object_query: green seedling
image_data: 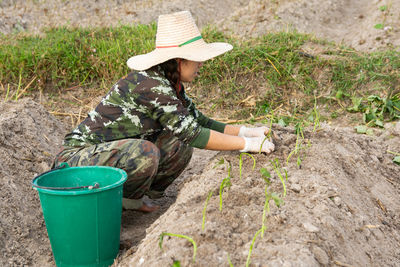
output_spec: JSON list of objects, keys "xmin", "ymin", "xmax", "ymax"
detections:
[
  {"xmin": 262, "ymin": 190, "xmax": 283, "ymax": 238},
  {"xmin": 379, "ymin": 5, "xmax": 388, "ymax": 11},
  {"xmin": 388, "ymin": 150, "xmax": 400, "ymax": 165},
  {"xmin": 201, "ymin": 191, "xmax": 213, "ymax": 231},
  {"xmin": 239, "ymin": 152, "xmax": 256, "ymax": 180},
  {"xmin": 213, "ymin": 157, "xmax": 225, "ymax": 169},
  {"xmin": 271, "ymin": 159, "xmax": 287, "ymax": 197},
  {"xmin": 260, "ymin": 167, "xmax": 271, "ymax": 237},
  {"xmin": 219, "ymin": 160, "xmax": 232, "ymax": 211},
  {"xmin": 219, "ymin": 176, "xmax": 232, "ymax": 211},
  {"xmin": 286, "ymin": 122, "xmax": 307, "ymax": 168},
  {"xmin": 171, "ymin": 260, "xmax": 181, "ymax": 267},
  {"xmin": 227, "ymin": 253, "xmax": 234, "ymax": 267},
  {"xmin": 245, "ymin": 228, "xmax": 263, "ymax": 267},
  {"xmin": 159, "ymin": 232, "xmax": 197, "ymax": 263},
  {"xmin": 260, "ymin": 167, "xmax": 283, "ymax": 237}
]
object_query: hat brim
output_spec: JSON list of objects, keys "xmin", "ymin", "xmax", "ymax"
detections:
[{"xmin": 127, "ymin": 42, "xmax": 233, "ymax": 70}]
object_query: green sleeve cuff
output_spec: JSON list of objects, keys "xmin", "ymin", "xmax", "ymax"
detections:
[
  {"xmin": 209, "ymin": 119, "xmax": 226, "ymax": 133},
  {"xmin": 189, "ymin": 127, "xmax": 210, "ymax": 149},
  {"xmin": 197, "ymin": 112, "xmax": 226, "ymax": 133}
]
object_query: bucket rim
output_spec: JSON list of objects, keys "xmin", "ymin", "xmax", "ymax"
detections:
[{"xmin": 32, "ymin": 165, "xmax": 127, "ymax": 196}]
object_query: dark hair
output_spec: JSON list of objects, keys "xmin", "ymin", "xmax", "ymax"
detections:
[
  {"xmin": 151, "ymin": 59, "xmax": 184, "ymax": 102},
  {"xmin": 159, "ymin": 59, "xmax": 180, "ymax": 89}
]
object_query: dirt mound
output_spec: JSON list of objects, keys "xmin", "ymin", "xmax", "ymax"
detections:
[
  {"xmin": 0, "ymin": 99, "xmax": 66, "ymax": 266},
  {"xmin": 116, "ymin": 124, "xmax": 400, "ymax": 266},
  {"xmin": 219, "ymin": 0, "xmax": 400, "ymax": 51}
]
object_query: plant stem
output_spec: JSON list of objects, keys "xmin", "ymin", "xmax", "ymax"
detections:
[
  {"xmin": 387, "ymin": 150, "xmax": 400, "ymax": 156},
  {"xmin": 202, "ymin": 191, "xmax": 213, "ymax": 231},
  {"xmin": 159, "ymin": 232, "xmax": 197, "ymax": 263},
  {"xmin": 245, "ymin": 228, "xmax": 263, "ymax": 267},
  {"xmin": 15, "ymin": 69, "xmax": 22, "ymax": 101},
  {"xmin": 261, "ymin": 185, "xmax": 271, "ymax": 238},
  {"xmin": 239, "ymin": 152, "xmax": 256, "ymax": 180}
]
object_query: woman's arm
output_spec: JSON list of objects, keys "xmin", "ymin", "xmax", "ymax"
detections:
[
  {"xmin": 204, "ymin": 130, "xmax": 274, "ymax": 153},
  {"xmin": 204, "ymin": 130, "xmax": 244, "ymax": 150},
  {"xmin": 223, "ymin": 124, "xmax": 241, "ymax": 136}
]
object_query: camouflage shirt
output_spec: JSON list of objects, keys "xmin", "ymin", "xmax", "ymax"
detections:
[{"xmin": 63, "ymin": 68, "xmax": 224, "ymax": 149}]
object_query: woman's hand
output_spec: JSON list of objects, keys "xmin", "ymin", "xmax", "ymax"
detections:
[
  {"xmin": 240, "ymin": 137, "xmax": 275, "ymax": 153},
  {"xmin": 238, "ymin": 126, "xmax": 270, "ymax": 138},
  {"xmin": 204, "ymin": 130, "xmax": 275, "ymax": 153}
]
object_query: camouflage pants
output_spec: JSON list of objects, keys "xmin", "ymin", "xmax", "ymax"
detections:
[{"xmin": 53, "ymin": 132, "xmax": 193, "ymax": 208}]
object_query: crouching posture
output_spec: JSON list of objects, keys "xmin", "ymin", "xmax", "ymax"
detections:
[{"xmin": 53, "ymin": 11, "xmax": 275, "ymax": 212}]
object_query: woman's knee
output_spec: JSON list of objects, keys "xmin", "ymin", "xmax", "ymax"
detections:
[{"xmin": 123, "ymin": 139, "xmax": 160, "ymax": 175}]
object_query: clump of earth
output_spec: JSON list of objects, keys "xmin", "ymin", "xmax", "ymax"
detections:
[{"xmin": 0, "ymin": 0, "xmax": 399, "ymax": 266}]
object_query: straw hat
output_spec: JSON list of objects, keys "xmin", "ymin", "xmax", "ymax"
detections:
[{"xmin": 127, "ymin": 11, "xmax": 233, "ymax": 70}]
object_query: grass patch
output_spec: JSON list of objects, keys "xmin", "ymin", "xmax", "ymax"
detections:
[
  {"xmin": 0, "ymin": 24, "xmax": 156, "ymax": 91},
  {"xmin": 1, "ymin": 24, "xmax": 399, "ymax": 126}
]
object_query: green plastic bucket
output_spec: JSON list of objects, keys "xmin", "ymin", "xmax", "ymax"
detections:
[{"xmin": 32, "ymin": 162, "xmax": 127, "ymax": 267}]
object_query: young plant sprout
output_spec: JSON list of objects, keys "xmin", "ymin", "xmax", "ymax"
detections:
[
  {"xmin": 219, "ymin": 160, "xmax": 232, "ymax": 211},
  {"xmin": 213, "ymin": 157, "xmax": 226, "ymax": 169},
  {"xmin": 159, "ymin": 232, "xmax": 197, "ymax": 263},
  {"xmin": 219, "ymin": 176, "xmax": 232, "ymax": 211},
  {"xmin": 245, "ymin": 228, "xmax": 263, "ymax": 267},
  {"xmin": 259, "ymin": 113, "xmax": 274, "ymax": 154},
  {"xmin": 271, "ymin": 159, "xmax": 287, "ymax": 197},
  {"xmin": 201, "ymin": 191, "xmax": 213, "ymax": 231},
  {"xmin": 286, "ymin": 122, "xmax": 305, "ymax": 167},
  {"xmin": 260, "ymin": 168, "xmax": 283, "ymax": 237},
  {"xmin": 171, "ymin": 260, "xmax": 181, "ymax": 267},
  {"xmin": 239, "ymin": 152, "xmax": 256, "ymax": 180},
  {"xmin": 227, "ymin": 253, "xmax": 234, "ymax": 267}
]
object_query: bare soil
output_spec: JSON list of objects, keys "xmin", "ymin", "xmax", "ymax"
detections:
[{"xmin": 0, "ymin": 1, "xmax": 400, "ymax": 266}]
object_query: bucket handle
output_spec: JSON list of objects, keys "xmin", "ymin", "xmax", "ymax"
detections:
[{"xmin": 32, "ymin": 162, "xmax": 100, "ymax": 190}]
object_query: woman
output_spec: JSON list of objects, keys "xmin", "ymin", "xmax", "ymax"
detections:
[{"xmin": 53, "ymin": 11, "xmax": 274, "ymax": 212}]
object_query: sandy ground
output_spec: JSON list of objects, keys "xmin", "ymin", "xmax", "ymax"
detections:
[
  {"xmin": 116, "ymin": 124, "xmax": 400, "ymax": 266},
  {"xmin": 0, "ymin": 0, "xmax": 400, "ymax": 266}
]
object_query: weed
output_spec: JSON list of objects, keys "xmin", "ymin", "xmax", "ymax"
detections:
[
  {"xmin": 201, "ymin": 191, "xmax": 213, "ymax": 231},
  {"xmin": 159, "ymin": 232, "xmax": 197, "ymax": 263},
  {"xmin": 312, "ymin": 95, "xmax": 321, "ymax": 132},
  {"xmin": 348, "ymin": 93, "xmax": 400, "ymax": 127},
  {"xmin": 239, "ymin": 152, "xmax": 256, "ymax": 180}
]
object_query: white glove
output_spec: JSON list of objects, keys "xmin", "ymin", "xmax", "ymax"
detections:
[
  {"xmin": 238, "ymin": 126, "xmax": 270, "ymax": 138},
  {"xmin": 240, "ymin": 137, "xmax": 275, "ymax": 153}
]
